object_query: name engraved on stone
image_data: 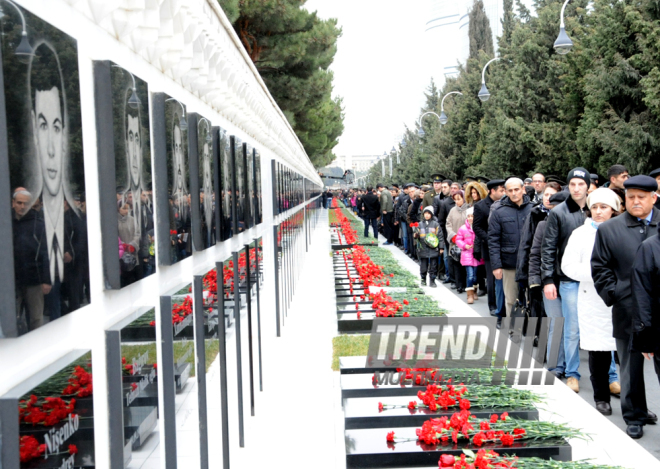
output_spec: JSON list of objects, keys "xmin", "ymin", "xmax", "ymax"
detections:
[
  {"xmin": 43, "ymin": 413, "xmax": 80, "ymax": 458},
  {"xmin": 173, "ymin": 314, "xmax": 193, "ymax": 336},
  {"xmin": 58, "ymin": 453, "xmax": 76, "ymax": 469},
  {"xmin": 126, "ymin": 366, "xmax": 157, "ymax": 407},
  {"xmin": 132, "ymin": 351, "xmax": 149, "ymax": 376}
]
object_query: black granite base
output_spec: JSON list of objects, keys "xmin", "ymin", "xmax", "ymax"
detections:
[
  {"xmin": 338, "ymin": 313, "xmax": 374, "ymax": 333},
  {"xmin": 340, "ymin": 372, "xmax": 502, "ymax": 399},
  {"xmin": 345, "ymin": 428, "xmax": 571, "ymax": 468},
  {"xmin": 343, "ymin": 396, "xmax": 538, "ymax": 429},
  {"xmin": 124, "ymin": 405, "xmax": 158, "ymax": 449}
]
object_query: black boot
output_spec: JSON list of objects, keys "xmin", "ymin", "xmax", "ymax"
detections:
[
  {"xmin": 429, "ymin": 278, "xmax": 437, "ymax": 288},
  {"xmin": 421, "ymin": 275, "xmax": 427, "ymax": 286}
]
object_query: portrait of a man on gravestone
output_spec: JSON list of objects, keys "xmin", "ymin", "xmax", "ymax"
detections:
[
  {"xmin": 110, "ymin": 65, "xmax": 154, "ymax": 286},
  {"xmin": 199, "ymin": 120, "xmax": 215, "ymax": 248},
  {"xmin": 167, "ymin": 104, "xmax": 191, "ymax": 262},
  {"xmin": 26, "ymin": 40, "xmax": 86, "ymax": 323}
]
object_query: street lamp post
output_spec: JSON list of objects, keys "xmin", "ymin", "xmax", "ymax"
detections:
[
  {"xmin": 554, "ymin": 0, "xmax": 574, "ymax": 54},
  {"xmin": 439, "ymin": 91, "xmax": 463, "ymax": 125},
  {"xmin": 417, "ymin": 111, "xmax": 442, "ymax": 138},
  {"xmin": 0, "ymin": 0, "xmax": 35, "ymax": 63},
  {"xmin": 478, "ymin": 57, "xmax": 501, "ymax": 102}
]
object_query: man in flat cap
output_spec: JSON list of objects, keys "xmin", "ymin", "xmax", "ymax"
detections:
[
  {"xmin": 592, "ymin": 175, "xmax": 660, "ymax": 439},
  {"xmin": 395, "ymin": 184, "xmax": 414, "ymax": 255},
  {"xmin": 650, "ymin": 168, "xmax": 660, "ymax": 210}
]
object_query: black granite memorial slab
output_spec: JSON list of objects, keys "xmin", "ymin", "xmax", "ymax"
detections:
[
  {"xmin": 94, "ymin": 61, "xmax": 155, "ymax": 290},
  {"xmin": 343, "ymin": 396, "xmax": 538, "ymax": 429},
  {"xmin": 345, "ymin": 428, "xmax": 571, "ymax": 468},
  {"xmin": 0, "ymin": 350, "xmax": 95, "ymax": 469},
  {"xmin": 106, "ymin": 306, "xmax": 161, "ymax": 468},
  {"xmin": 338, "ymin": 314, "xmax": 374, "ymax": 333},
  {"xmin": 340, "ymin": 372, "xmax": 505, "ymax": 399},
  {"xmin": 0, "ymin": 2, "xmax": 90, "ymax": 337}
]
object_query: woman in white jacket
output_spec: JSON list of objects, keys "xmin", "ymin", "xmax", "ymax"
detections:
[{"xmin": 561, "ymin": 188, "xmax": 621, "ymax": 416}]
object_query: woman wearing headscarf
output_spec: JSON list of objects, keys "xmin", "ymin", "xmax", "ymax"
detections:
[{"xmin": 561, "ymin": 188, "xmax": 621, "ymax": 415}]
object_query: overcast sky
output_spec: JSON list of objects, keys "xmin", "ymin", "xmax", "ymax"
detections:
[
  {"xmin": 305, "ymin": 0, "xmax": 431, "ymax": 159},
  {"xmin": 305, "ymin": 0, "xmax": 536, "ymax": 162}
]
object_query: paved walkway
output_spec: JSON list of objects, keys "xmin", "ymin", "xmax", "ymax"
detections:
[{"xmin": 205, "ymin": 211, "xmax": 345, "ymax": 469}]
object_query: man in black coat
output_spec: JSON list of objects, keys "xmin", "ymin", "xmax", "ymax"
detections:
[
  {"xmin": 395, "ymin": 184, "xmax": 412, "ymax": 254},
  {"xmin": 12, "ymin": 188, "xmax": 51, "ymax": 332},
  {"xmin": 540, "ymin": 168, "xmax": 590, "ymax": 392},
  {"xmin": 437, "ymin": 181, "xmax": 460, "ymax": 285},
  {"xmin": 592, "ymin": 175, "xmax": 660, "ymax": 439},
  {"xmin": 488, "ymin": 178, "xmax": 531, "ymax": 326},
  {"xmin": 650, "ymin": 168, "xmax": 660, "ymax": 210},
  {"xmin": 631, "ymin": 224, "xmax": 660, "ymax": 372},
  {"xmin": 359, "ymin": 186, "xmax": 380, "ymax": 239},
  {"xmin": 473, "ymin": 179, "xmax": 505, "ymax": 316}
]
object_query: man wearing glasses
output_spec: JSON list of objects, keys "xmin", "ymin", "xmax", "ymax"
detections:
[{"xmin": 531, "ymin": 173, "xmax": 547, "ymax": 204}]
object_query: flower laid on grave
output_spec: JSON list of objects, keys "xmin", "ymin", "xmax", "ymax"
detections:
[
  {"xmin": 172, "ymin": 296, "xmax": 193, "ymax": 324},
  {"xmin": 62, "ymin": 365, "xmax": 93, "ymax": 397},
  {"xmin": 386, "ymin": 411, "xmax": 583, "ymax": 448},
  {"xmin": 19, "ymin": 394, "xmax": 77, "ymax": 426},
  {"xmin": 19, "ymin": 435, "xmax": 45, "ymax": 463},
  {"xmin": 438, "ymin": 449, "xmax": 623, "ymax": 468},
  {"xmin": 377, "ymin": 383, "xmax": 542, "ymax": 413}
]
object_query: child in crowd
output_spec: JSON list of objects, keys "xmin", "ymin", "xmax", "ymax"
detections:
[
  {"xmin": 413, "ymin": 206, "xmax": 444, "ymax": 287},
  {"xmin": 455, "ymin": 207, "xmax": 484, "ymax": 304}
]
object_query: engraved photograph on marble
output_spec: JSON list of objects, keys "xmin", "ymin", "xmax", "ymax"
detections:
[
  {"xmin": 253, "ymin": 148, "xmax": 262, "ymax": 225},
  {"xmin": 111, "ymin": 65, "xmax": 154, "ymax": 287},
  {"xmin": 244, "ymin": 143, "xmax": 254, "ymax": 230},
  {"xmin": 166, "ymin": 97, "xmax": 191, "ymax": 264},
  {"xmin": 0, "ymin": 3, "xmax": 89, "ymax": 338},
  {"xmin": 219, "ymin": 128, "xmax": 233, "ymax": 241},
  {"xmin": 0, "ymin": 350, "xmax": 94, "ymax": 468},
  {"xmin": 197, "ymin": 117, "xmax": 216, "ymax": 249},
  {"xmin": 232, "ymin": 136, "xmax": 245, "ymax": 233}
]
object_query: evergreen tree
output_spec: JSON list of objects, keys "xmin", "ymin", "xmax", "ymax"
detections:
[
  {"xmin": 217, "ymin": 0, "xmax": 344, "ymax": 168},
  {"xmin": 468, "ymin": 0, "xmax": 495, "ymax": 60}
]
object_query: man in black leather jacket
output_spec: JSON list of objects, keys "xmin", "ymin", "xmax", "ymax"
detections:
[
  {"xmin": 593, "ymin": 175, "xmax": 660, "ymax": 439},
  {"xmin": 473, "ymin": 179, "xmax": 505, "ymax": 316},
  {"xmin": 540, "ymin": 168, "xmax": 589, "ymax": 392}
]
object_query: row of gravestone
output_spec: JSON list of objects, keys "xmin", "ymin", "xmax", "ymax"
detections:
[
  {"xmin": 0, "ymin": 245, "xmax": 264, "ymax": 469},
  {"xmin": 338, "ymin": 355, "xmax": 573, "ymax": 468}
]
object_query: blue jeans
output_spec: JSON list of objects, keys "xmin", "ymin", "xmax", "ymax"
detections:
[
  {"xmin": 364, "ymin": 218, "xmax": 378, "ymax": 238},
  {"xmin": 465, "ymin": 266, "xmax": 477, "ymax": 289},
  {"xmin": 543, "ymin": 295, "xmax": 566, "ymax": 374},
  {"xmin": 609, "ymin": 352, "xmax": 619, "ymax": 384},
  {"xmin": 400, "ymin": 221, "xmax": 409, "ymax": 252},
  {"xmin": 494, "ymin": 278, "xmax": 504, "ymax": 317},
  {"xmin": 560, "ymin": 281, "xmax": 581, "ymax": 380}
]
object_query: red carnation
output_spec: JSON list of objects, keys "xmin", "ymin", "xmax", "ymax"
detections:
[
  {"xmin": 500, "ymin": 412, "xmax": 509, "ymax": 421},
  {"xmin": 378, "ymin": 402, "xmax": 384, "ymax": 412},
  {"xmin": 500, "ymin": 433, "xmax": 514, "ymax": 446},
  {"xmin": 68, "ymin": 444, "xmax": 78, "ymax": 455},
  {"xmin": 439, "ymin": 454, "xmax": 455, "ymax": 467},
  {"xmin": 386, "ymin": 431, "xmax": 395, "ymax": 442},
  {"xmin": 403, "ymin": 312, "xmax": 410, "ymax": 317},
  {"xmin": 490, "ymin": 414, "xmax": 498, "ymax": 423}
]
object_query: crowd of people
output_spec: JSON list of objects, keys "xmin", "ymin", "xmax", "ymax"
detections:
[{"xmin": 322, "ymin": 164, "xmax": 660, "ymax": 439}]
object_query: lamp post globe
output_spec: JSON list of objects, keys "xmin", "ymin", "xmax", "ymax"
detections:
[
  {"xmin": 554, "ymin": 27, "xmax": 573, "ymax": 55},
  {"xmin": 439, "ymin": 111, "xmax": 448, "ymax": 125},
  {"xmin": 418, "ymin": 127, "xmax": 425, "ymax": 138},
  {"xmin": 478, "ymin": 83, "xmax": 491, "ymax": 102}
]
